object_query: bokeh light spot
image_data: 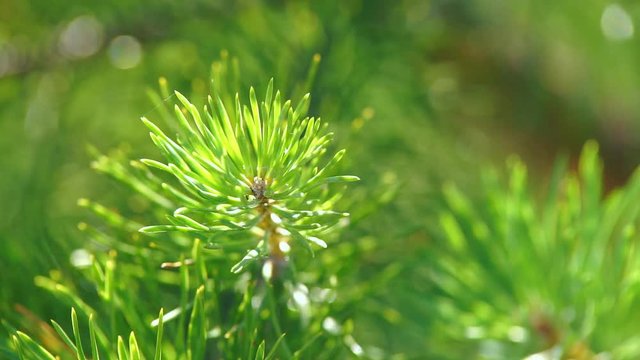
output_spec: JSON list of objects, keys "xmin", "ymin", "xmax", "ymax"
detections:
[
  {"xmin": 58, "ymin": 15, "xmax": 104, "ymax": 59},
  {"xmin": 601, "ymin": 4, "xmax": 634, "ymax": 41},
  {"xmin": 108, "ymin": 35, "xmax": 143, "ymax": 69},
  {"xmin": 70, "ymin": 248, "xmax": 92, "ymax": 268}
]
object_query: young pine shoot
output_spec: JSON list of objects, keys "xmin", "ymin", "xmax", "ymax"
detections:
[{"xmin": 138, "ymin": 77, "xmax": 359, "ymax": 274}]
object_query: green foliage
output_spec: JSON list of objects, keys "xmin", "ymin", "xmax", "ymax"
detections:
[
  {"xmin": 136, "ymin": 70, "xmax": 357, "ymax": 271},
  {"xmin": 6, "ymin": 57, "xmax": 367, "ymax": 359},
  {"xmin": 5, "ymin": 1, "xmax": 640, "ymax": 359},
  {"xmin": 419, "ymin": 141, "xmax": 640, "ymax": 359}
]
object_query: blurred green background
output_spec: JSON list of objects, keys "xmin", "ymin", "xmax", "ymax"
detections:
[{"xmin": 2, "ymin": 0, "xmax": 640, "ymax": 357}]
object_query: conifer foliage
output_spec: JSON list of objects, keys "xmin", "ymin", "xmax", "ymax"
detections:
[
  {"xmin": 138, "ymin": 75, "xmax": 358, "ymax": 273},
  {"xmin": 7, "ymin": 57, "xmax": 363, "ymax": 359}
]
